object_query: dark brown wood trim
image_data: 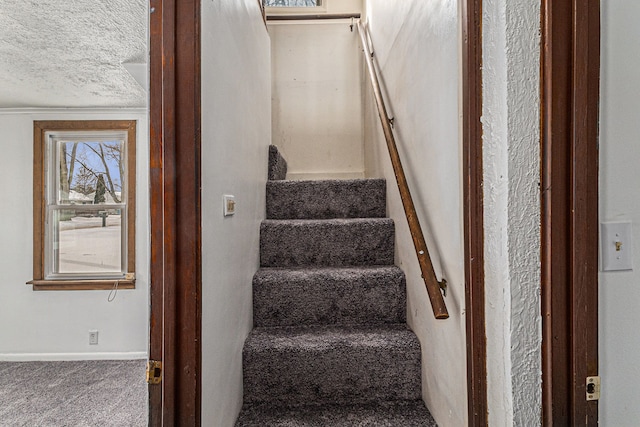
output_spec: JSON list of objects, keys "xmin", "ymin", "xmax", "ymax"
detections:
[
  {"xmin": 32, "ymin": 120, "xmax": 135, "ymax": 131},
  {"xmin": 29, "ymin": 280, "xmax": 135, "ymax": 291},
  {"xmin": 541, "ymin": 2, "xmax": 571, "ymax": 422},
  {"xmin": 148, "ymin": 0, "xmax": 164, "ymax": 423},
  {"xmin": 462, "ymin": 0, "xmax": 487, "ymax": 425},
  {"xmin": 33, "ymin": 122, "xmax": 46, "ymax": 281},
  {"xmin": 541, "ymin": 0, "xmax": 600, "ymax": 425},
  {"xmin": 570, "ymin": 1, "xmax": 600, "ymax": 424},
  {"xmin": 174, "ymin": 0, "xmax": 202, "ymax": 422},
  {"xmin": 149, "ymin": 0, "xmax": 202, "ymax": 425}
]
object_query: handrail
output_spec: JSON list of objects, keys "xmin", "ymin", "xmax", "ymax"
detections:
[
  {"xmin": 357, "ymin": 22, "xmax": 449, "ymax": 320},
  {"xmin": 266, "ymin": 13, "xmax": 361, "ymax": 21}
]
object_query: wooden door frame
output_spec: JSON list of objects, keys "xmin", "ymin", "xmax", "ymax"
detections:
[
  {"xmin": 143, "ymin": 1, "xmax": 600, "ymax": 424},
  {"xmin": 149, "ymin": 0, "xmax": 202, "ymax": 425},
  {"xmin": 462, "ymin": 0, "xmax": 487, "ymax": 425},
  {"xmin": 462, "ymin": 0, "xmax": 601, "ymax": 424},
  {"xmin": 144, "ymin": 0, "xmax": 487, "ymax": 423},
  {"xmin": 541, "ymin": 0, "xmax": 600, "ymax": 425}
]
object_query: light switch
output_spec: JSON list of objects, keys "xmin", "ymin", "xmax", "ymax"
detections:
[
  {"xmin": 223, "ymin": 195, "xmax": 236, "ymax": 216},
  {"xmin": 601, "ymin": 222, "xmax": 633, "ymax": 271}
]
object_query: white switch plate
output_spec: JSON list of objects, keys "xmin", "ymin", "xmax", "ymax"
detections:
[
  {"xmin": 600, "ymin": 222, "xmax": 633, "ymax": 271},
  {"xmin": 223, "ymin": 195, "xmax": 236, "ymax": 216}
]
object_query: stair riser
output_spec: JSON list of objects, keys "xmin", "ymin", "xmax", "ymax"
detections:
[
  {"xmin": 260, "ymin": 219, "xmax": 395, "ymax": 267},
  {"xmin": 266, "ymin": 179, "xmax": 386, "ymax": 219},
  {"xmin": 235, "ymin": 402, "xmax": 437, "ymax": 427},
  {"xmin": 243, "ymin": 343, "xmax": 422, "ymax": 406},
  {"xmin": 268, "ymin": 145, "xmax": 287, "ymax": 180},
  {"xmin": 253, "ymin": 268, "xmax": 406, "ymax": 327}
]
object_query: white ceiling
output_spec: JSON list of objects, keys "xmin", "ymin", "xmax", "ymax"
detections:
[{"xmin": 0, "ymin": 0, "xmax": 148, "ymax": 108}]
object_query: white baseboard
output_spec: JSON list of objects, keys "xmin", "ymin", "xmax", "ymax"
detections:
[{"xmin": 0, "ymin": 351, "xmax": 148, "ymax": 362}]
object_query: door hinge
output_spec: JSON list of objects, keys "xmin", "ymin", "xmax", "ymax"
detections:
[
  {"xmin": 586, "ymin": 376, "xmax": 600, "ymax": 401},
  {"xmin": 146, "ymin": 360, "xmax": 163, "ymax": 385}
]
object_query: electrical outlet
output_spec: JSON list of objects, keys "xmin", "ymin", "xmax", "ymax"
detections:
[{"xmin": 89, "ymin": 330, "xmax": 99, "ymax": 345}]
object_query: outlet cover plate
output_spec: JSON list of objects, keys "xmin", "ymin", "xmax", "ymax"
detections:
[{"xmin": 89, "ymin": 330, "xmax": 99, "ymax": 345}]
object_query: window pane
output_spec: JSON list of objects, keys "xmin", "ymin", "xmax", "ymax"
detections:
[
  {"xmin": 264, "ymin": 0, "xmax": 320, "ymax": 7},
  {"xmin": 52, "ymin": 209, "xmax": 122, "ymax": 275},
  {"xmin": 57, "ymin": 140, "xmax": 125, "ymax": 205}
]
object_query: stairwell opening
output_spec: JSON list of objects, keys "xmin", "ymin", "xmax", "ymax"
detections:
[{"xmin": 235, "ymin": 2, "xmax": 468, "ymax": 423}]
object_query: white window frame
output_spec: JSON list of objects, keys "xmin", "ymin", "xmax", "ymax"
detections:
[{"xmin": 45, "ymin": 131, "xmax": 129, "ymax": 280}]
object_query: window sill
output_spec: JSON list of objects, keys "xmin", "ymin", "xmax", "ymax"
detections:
[{"xmin": 26, "ymin": 279, "xmax": 136, "ymax": 291}]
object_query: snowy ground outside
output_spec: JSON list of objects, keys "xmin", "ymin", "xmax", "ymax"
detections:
[{"xmin": 58, "ymin": 215, "xmax": 121, "ymax": 274}]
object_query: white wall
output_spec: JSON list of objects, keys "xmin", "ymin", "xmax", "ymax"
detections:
[
  {"xmin": 200, "ymin": 1, "xmax": 271, "ymax": 426},
  {"xmin": 599, "ymin": 2, "xmax": 640, "ymax": 425},
  {"xmin": 363, "ymin": 2, "xmax": 466, "ymax": 425},
  {"xmin": 0, "ymin": 108, "xmax": 149, "ymax": 361},
  {"xmin": 482, "ymin": 0, "xmax": 541, "ymax": 425},
  {"xmin": 269, "ymin": 21, "xmax": 364, "ymax": 180}
]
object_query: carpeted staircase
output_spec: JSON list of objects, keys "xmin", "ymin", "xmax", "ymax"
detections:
[{"xmin": 235, "ymin": 147, "xmax": 437, "ymax": 426}]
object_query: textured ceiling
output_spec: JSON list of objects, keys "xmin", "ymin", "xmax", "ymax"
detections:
[{"xmin": 0, "ymin": 0, "xmax": 147, "ymax": 108}]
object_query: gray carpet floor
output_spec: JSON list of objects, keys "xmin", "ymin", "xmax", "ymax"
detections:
[{"xmin": 0, "ymin": 360, "xmax": 147, "ymax": 427}]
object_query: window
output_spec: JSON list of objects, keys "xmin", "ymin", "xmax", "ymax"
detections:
[
  {"xmin": 30, "ymin": 120, "xmax": 136, "ymax": 290},
  {"xmin": 264, "ymin": 0, "xmax": 321, "ymax": 6}
]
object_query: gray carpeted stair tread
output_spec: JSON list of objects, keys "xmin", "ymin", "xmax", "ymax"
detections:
[
  {"xmin": 266, "ymin": 179, "xmax": 386, "ymax": 219},
  {"xmin": 253, "ymin": 266, "xmax": 406, "ymax": 327},
  {"xmin": 235, "ymin": 401, "xmax": 437, "ymax": 426},
  {"xmin": 260, "ymin": 218, "xmax": 394, "ymax": 267},
  {"xmin": 243, "ymin": 324, "xmax": 422, "ymax": 407}
]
